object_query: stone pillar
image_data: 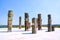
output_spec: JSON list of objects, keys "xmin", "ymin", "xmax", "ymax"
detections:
[
  {"xmin": 19, "ymin": 16, "xmax": 21, "ymax": 29},
  {"xmin": 8, "ymin": 10, "xmax": 13, "ymax": 32},
  {"xmin": 25, "ymin": 13, "xmax": 29, "ymax": 31},
  {"xmin": 38, "ymin": 14, "xmax": 42, "ymax": 30},
  {"xmin": 52, "ymin": 26, "xmax": 55, "ymax": 31},
  {"xmin": 32, "ymin": 18, "xmax": 36, "ymax": 34},
  {"xmin": 48, "ymin": 14, "xmax": 52, "ymax": 32}
]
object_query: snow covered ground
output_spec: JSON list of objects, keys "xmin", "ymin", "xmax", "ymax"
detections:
[{"xmin": 0, "ymin": 27, "xmax": 60, "ymax": 40}]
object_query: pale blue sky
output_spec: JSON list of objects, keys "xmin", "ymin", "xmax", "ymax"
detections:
[{"xmin": 0, "ymin": 0, "xmax": 60, "ymax": 25}]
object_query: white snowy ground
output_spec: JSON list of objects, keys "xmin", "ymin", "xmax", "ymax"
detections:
[{"xmin": 0, "ymin": 27, "xmax": 60, "ymax": 40}]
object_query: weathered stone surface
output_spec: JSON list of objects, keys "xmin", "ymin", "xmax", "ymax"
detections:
[
  {"xmin": 19, "ymin": 16, "xmax": 21, "ymax": 29},
  {"xmin": 28, "ymin": 22, "xmax": 31, "ymax": 28},
  {"xmin": 35, "ymin": 18, "xmax": 38, "ymax": 28},
  {"xmin": 32, "ymin": 18, "xmax": 36, "ymax": 34},
  {"xmin": 25, "ymin": 13, "xmax": 29, "ymax": 31},
  {"xmin": 38, "ymin": 14, "xmax": 42, "ymax": 30},
  {"xmin": 48, "ymin": 14, "xmax": 52, "ymax": 32},
  {"xmin": 8, "ymin": 10, "xmax": 13, "ymax": 32}
]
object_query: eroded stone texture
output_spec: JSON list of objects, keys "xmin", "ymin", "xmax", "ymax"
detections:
[
  {"xmin": 32, "ymin": 18, "xmax": 36, "ymax": 34},
  {"xmin": 8, "ymin": 10, "xmax": 13, "ymax": 32},
  {"xmin": 35, "ymin": 18, "xmax": 38, "ymax": 28},
  {"xmin": 28, "ymin": 22, "xmax": 31, "ymax": 28},
  {"xmin": 19, "ymin": 16, "xmax": 21, "ymax": 29},
  {"xmin": 48, "ymin": 14, "xmax": 52, "ymax": 32},
  {"xmin": 38, "ymin": 14, "xmax": 42, "ymax": 30},
  {"xmin": 25, "ymin": 13, "xmax": 29, "ymax": 31}
]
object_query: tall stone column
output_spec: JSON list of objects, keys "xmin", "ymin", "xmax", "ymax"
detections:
[
  {"xmin": 8, "ymin": 10, "xmax": 13, "ymax": 32},
  {"xmin": 19, "ymin": 16, "xmax": 21, "ymax": 29},
  {"xmin": 38, "ymin": 14, "xmax": 42, "ymax": 30},
  {"xmin": 25, "ymin": 13, "xmax": 29, "ymax": 31},
  {"xmin": 48, "ymin": 14, "xmax": 52, "ymax": 32},
  {"xmin": 32, "ymin": 18, "xmax": 36, "ymax": 34}
]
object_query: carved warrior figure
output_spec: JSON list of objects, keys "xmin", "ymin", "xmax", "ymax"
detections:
[
  {"xmin": 25, "ymin": 13, "xmax": 29, "ymax": 31},
  {"xmin": 38, "ymin": 14, "xmax": 42, "ymax": 30},
  {"xmin": 19, "ymin": 16, "xmax": 21, "ymax": 29},
  {"xmin": 32, "ymin": 18, "xmax": 36, "ymax": 34},
  {"xmin": 8, "ymin": 10, "xmax": 13, "ymax": 32},
  {"xmin": 48, "ymin": 14, "xmax": 52, "ymax": 32}
]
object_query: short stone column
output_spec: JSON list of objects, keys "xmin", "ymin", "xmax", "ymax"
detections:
[
  {"xmin": 48, "ymin": 14, "xmax": 52, "ymax": 32},
  {"xmin": 19, "ymin": 16, "xmax": 21, "ymax": 29},
  {"xmin": 52, "ymin": 26, "xmax": 55, "ymax": 31},
  {"xmin": 25, "ymin": 13, "xmax": 29, "ymax": 31},
  {"xmin": 38, "ymin": 14, "xmax": 42, "ymax": 30},
  {"xmin": 32, "ymin": 18, "xmax": 36, "ymax": 34},
  {"xmin": 8, "ymin": 10, "xmax": 13, "ymax": 32}
]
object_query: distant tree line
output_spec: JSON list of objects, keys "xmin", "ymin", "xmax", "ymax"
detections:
[
  {"xmin": 0, "ymin": 25, "xmax": 60, "ymax": 28},
  {"xmin": 0, "ymin": 25, "xmax": 25, "ymax": 28}
]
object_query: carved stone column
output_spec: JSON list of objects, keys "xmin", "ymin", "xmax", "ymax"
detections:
[
  {"xmin": 52, "ymin": 26, "xmax": 55, "ymax": 31},
  {"xmin": 38, "ymin": 14, "xmax": 42, "ymax": 30},
  {"xmin": 19, "ymin": 16, "xmax": 21, "ymax": 29},
  {"xmin": 25, "ymin": 13, "xmax": 29, "ymax": 31},
  {"xmin": 8, "ymin": 10, "xmax": 13, "ymax": 32},
  {"xmin": 48, "ymin": 14, "xmax": 52, "ymax": 32},
  {"xmin": 32, "ymin": 18, "xmax": 36, "ymax": 34}
]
